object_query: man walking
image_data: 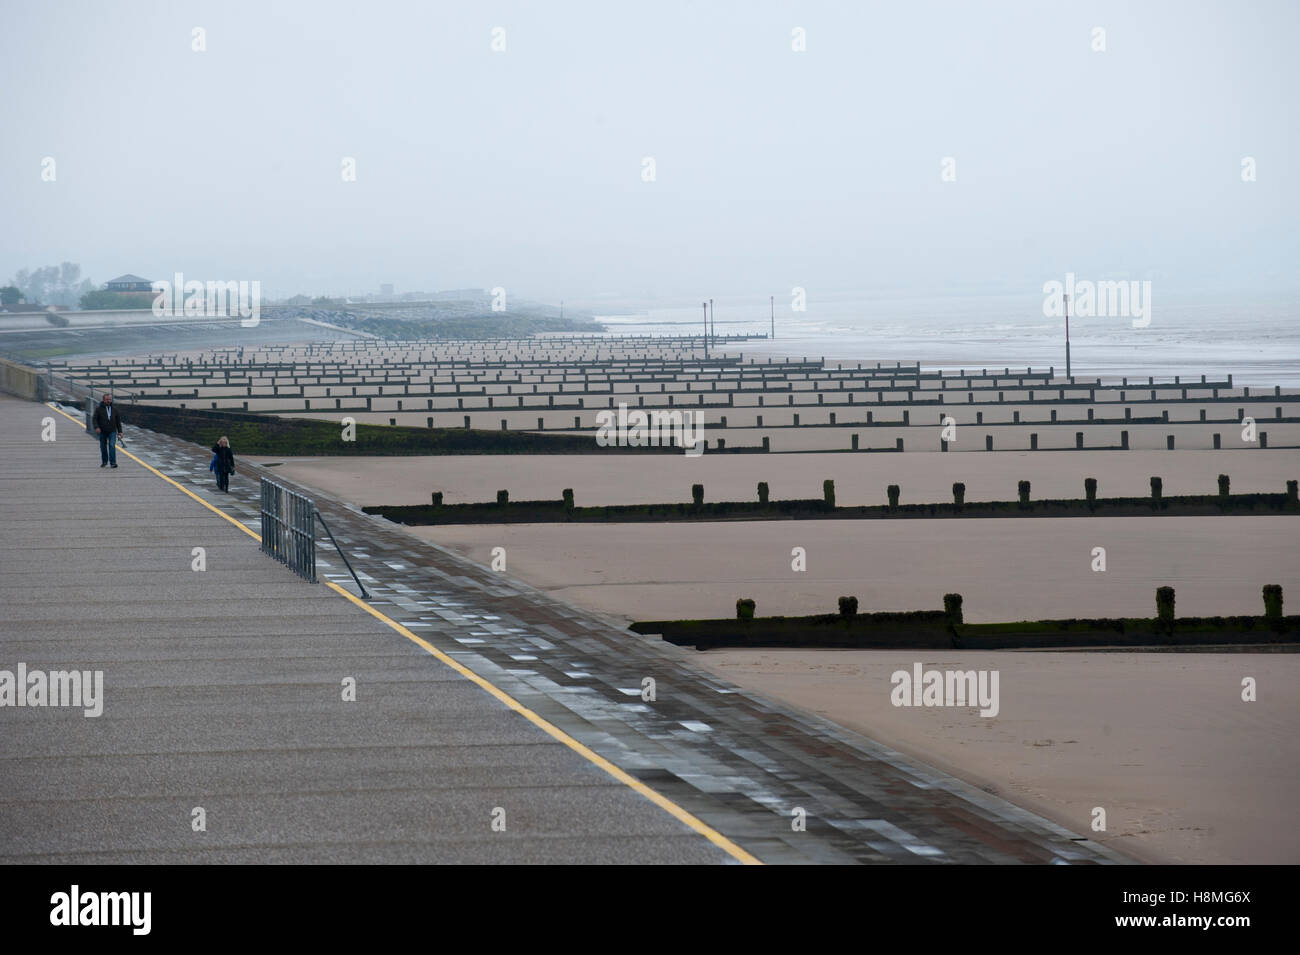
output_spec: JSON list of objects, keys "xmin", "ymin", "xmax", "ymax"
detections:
[{"xmin": 92, "ymin": 393, "xmax": 123, "ymax": 469}]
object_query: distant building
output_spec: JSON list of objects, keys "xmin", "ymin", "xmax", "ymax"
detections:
[
  {"xmin": 379, "ymin": 283, "xmax": 394, "ymax": 297},
  {"xmin": 103, "ymin": 274, "xmax": 154, "ymax": 293}
]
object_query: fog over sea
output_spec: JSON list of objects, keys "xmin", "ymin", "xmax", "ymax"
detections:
[{"xmin": 594, "ymin": 289, "xmax": 1300, "ymax": 388}]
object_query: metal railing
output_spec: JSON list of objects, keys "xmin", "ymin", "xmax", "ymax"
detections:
[
  {"xmin": 259, "ymin": 477, "xmax": 369, "ymax": 597},
  {"xmin": 260, "ymin": 479, "xmax": 317, "ymax": 581}
]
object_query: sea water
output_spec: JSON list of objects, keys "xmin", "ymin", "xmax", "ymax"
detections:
[{"xmin": 596, "ymin": 289, "xmax": 1300, "ymax": 387}]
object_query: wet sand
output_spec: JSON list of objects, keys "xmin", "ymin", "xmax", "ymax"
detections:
[
  {"xmin": 228, "ymin": 405, "xmax": 1300, "ymax": 452},
  {"xmin": 688, "ymin": 648, "xmax": 1300, "ymax": 865},
  {"xmin": 402, "ymin": 516, "xmax": 1297, "ymax": 624},
  {"xmin": 251, "ymin": 448, "xmax": 1299, "ymax": 508}
]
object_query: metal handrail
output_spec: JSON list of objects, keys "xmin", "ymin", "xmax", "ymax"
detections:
[
  {"xmin": 313, "ymin": 509, "xmax": 370, "ymax": 599},
  {"xmin": 259, "ymin": 477, "xmax": 369, "ymax": 598},
  {"xmin": 260, "ymin": 478, "xmax": 315, "ymax": 581}
]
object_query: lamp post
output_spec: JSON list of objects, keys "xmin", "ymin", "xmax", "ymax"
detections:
[
  {"xmin": 702, "ymin": 301, "xmax": 709, "ymax": 359},
  {"xmin": 1064, "ymin": 292, "xmax": 1072, "ymax": 380}
]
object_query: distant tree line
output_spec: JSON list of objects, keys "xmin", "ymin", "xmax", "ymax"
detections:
[
  {"xmin": 78, "ymin": 290, "xmax": 156, "ymax": 310},
  {"xmin": 2, "ymin": 263, "xmax": 160, "ymax": 311},
  {"xmin": 5, "ymin": 263, "xmax": 94, "ymax": 307}
]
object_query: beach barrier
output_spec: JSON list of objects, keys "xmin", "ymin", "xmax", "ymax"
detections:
[
  {"xmin": 35, "ymin": 340, "xmax": 1298, "ymax": 454},
  {"xmin": 259, "ymin": 478, "xmax": 317, "ymax": 583},
  {"xmin": 259, "ymin": 477, "xmax": 369, "ymax": 597}
]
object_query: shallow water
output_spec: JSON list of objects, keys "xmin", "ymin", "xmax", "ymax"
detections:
[{"xmin": 596, "ymin": 289, "xmax": 1300, "ymax": 387}]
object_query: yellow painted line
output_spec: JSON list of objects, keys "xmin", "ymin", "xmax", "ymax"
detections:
[
  {"xmin": 47, "ymin": 401, "xmax": 761, "ymax": 864},
  {"xmin": 322, "ymin": 578, "xmax": 761, "ymax": 864}
]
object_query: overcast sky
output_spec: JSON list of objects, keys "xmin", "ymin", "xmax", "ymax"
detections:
[{"xmin": 2, "ymin": 0, "xmax": 1296, "ymax": 304}]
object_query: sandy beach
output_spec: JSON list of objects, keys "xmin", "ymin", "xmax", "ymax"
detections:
[
  {"xmin": 251, "ymin": 448, "xmax": 1299, "ymax": 508},
  {"xmin": 688, "ymin": 648, "xmax": 1300, "ymax": 865},
  {"xmin": 408, "ymin": 516, "xmax": 1299, "ymax": 624},
  {"xmin": 226, "ymin": 403, "xmax": 1300, "ymax": 452}
]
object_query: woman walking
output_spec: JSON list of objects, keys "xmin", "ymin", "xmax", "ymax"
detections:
[{"xmin": 211, "ymin": 436, "xmax": 235, "ymax": 492}]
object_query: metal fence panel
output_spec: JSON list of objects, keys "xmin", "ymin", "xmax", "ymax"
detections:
[{"xmin": 259, "ymin": 477, "xmax": 316, "ymax": 583}]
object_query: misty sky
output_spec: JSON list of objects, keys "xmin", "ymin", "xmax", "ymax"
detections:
[{"xmin": 2, "ymin": 0, "xmax": 1296, "ymax": 304}]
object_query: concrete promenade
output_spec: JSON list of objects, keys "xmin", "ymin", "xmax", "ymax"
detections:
[
  {"xmin": 0, "ymin": 395, "xmax": 729, "ymax": 863},
  {"xmin": 0, "ymin": 395, "xmax": 1128, "ymax": 864}
]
